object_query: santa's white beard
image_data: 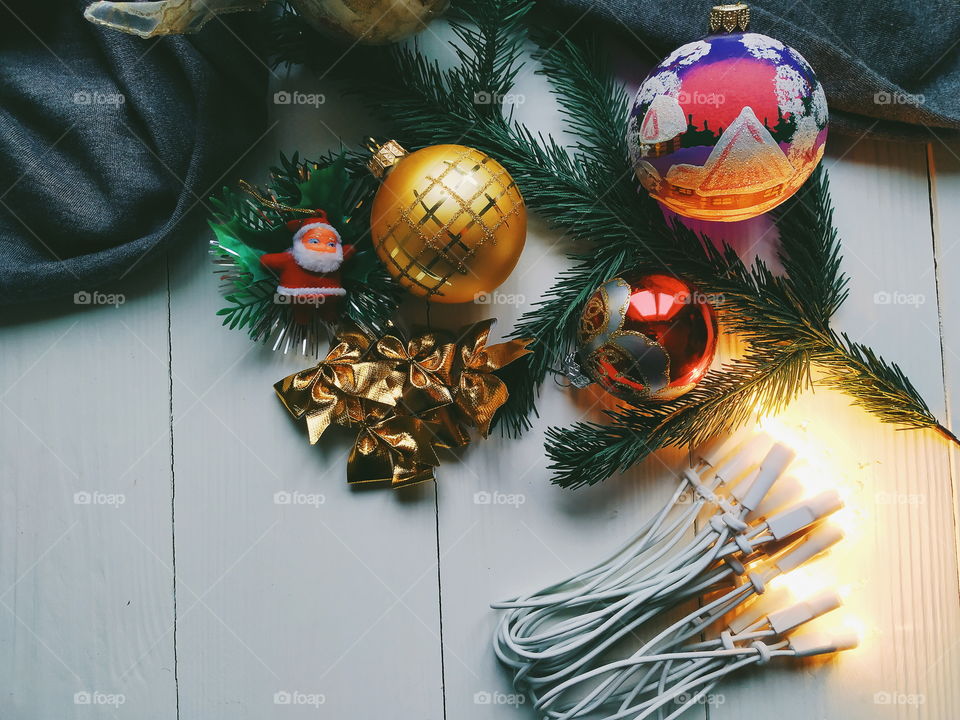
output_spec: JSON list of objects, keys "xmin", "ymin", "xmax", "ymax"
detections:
[{"xmin": 291, "ymin": 241, "xmax": 343, "ymax": 273}]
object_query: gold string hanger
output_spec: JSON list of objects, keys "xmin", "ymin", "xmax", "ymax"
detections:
[{"xmin": 238, "ymin": 179, "xmax": 321, "ymax": 215}]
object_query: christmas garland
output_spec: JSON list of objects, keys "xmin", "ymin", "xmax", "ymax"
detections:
[{"xmin": 269, "ymin": 0, "xmax": 957, "ymax": 487}]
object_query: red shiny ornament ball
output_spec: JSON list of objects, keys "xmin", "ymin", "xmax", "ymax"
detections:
[{"xmin": 577, "ymin": 274, "xmax": 717, "ymax": 403}]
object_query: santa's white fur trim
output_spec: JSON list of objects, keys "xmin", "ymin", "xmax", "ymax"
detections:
[{"xmin": 291, "ymin": 222, "xmax": 343, "ymax": 273}]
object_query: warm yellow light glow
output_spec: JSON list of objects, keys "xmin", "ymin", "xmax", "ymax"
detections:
[
  {"xmin": 828, "ymin": 507, "xmax": 862, "ymax": 542},
  {"xmin": 828, "ymin": 614, "xmax": 868, "ymax": 652},
  {"xmin": 755, "ymin": 410, "xmax": 873, "ymax": 655},
  {"xmin": 841, "ymin": 614, "xmax": 866, "ymax": 639},
  {"xmin": 771, "ymin": 559, "xmax": 837, "ymax": 599},
  {"xmin": 759, "ymin": 415, "xmax": 811, "ymax": 451},
  {"xmin": 785, "ymin": 460, "xmax": 831, "ymax": 496},
  {"xmin": 759, "ymin": 418, "xmax": 836, "ymax": 492},
  {"xmin": 758, "ymin": 417, "xmax": 861, "ymax": 535}
]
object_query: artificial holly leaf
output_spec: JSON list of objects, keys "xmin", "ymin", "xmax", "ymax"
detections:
[
  {"xmin": 209, "ymin": 222, "xmax": 274, "ymax": 285},
  {"xmin": 209, "ymin": 187, "xmax": 290, "ymax": 253},
  {"xmin": 292, "ymin": 153, "xmax": 350, "ymax": 222}
]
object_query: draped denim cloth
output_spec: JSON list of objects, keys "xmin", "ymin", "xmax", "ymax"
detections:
[
  {"xmin": 0, "ymin": 1, "xmax": 267, "ymax": 305},
  {"xmin": 548, "ymin": 0, "xmax": 960, "ymax": 142}
]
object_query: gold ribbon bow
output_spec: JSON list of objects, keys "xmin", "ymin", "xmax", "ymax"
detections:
[
  {"xmin": 274, "ymin": 331, "xmax": 400, "ymax": 444},
  {"xmin": 375, "ymin": 332, "xmax": 457, "ymax": 414},
  {"xmin": 452, "ymin": 319, "xmax": 533, "ymax": 437},
  {"xmin": 348, "ymin": 403, "xmax": 442, "ymax": 488},
  {"xmin": 274, "ymin": 320, "xmax": 533, "ymax": 488}
]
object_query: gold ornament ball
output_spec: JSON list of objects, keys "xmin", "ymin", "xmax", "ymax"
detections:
[
  {"xmin": 292, "ymin": 0, "xmax": 448, "ymax": 45},
  {"xmin": 83, "ymin": 0, "xmax": 446, "ymax": 44},
  {"xmin": 369, "ymin": 144, "xmax": 527, "ymax": 304}
]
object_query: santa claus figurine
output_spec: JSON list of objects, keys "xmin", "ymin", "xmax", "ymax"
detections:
[{"xmin": 260, "ymin": 211, "xmax": 355, "ymax": 322}]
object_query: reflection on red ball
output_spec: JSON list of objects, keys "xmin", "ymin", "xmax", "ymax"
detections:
[{"xmin": 577, "ymin": 274, "xmax": 717, "ymax": 403}]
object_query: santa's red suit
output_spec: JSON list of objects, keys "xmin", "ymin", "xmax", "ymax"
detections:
[{"xmin": 260, "ymin": 213, "xmax": 354, "ymax": 322}]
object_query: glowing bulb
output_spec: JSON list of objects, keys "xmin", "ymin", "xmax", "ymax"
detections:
[
  {"xmin": 758, "ymin": 417, "xmax": 864, "ymax": 539},
  {"xmin": 831, "ymin": 614, "xmax": 868, "ymax": 652},
  {"xmin": 759, "ymin": 416, "xmax": 814, "ymax": 457},
  {"xmin": 841, "ymin": 615, "xmax": 865, "ymax": 638},
  {"xmin": 787, "ymin": 460, "xmax": 835, "ymax": 496},
  {"xmin": 758, "ymin": 418, "xmax": 840, "ymax": 494},
  {"xmin": 772, "ymin": 558, "xmax": 837, "ymax": 599},
  {"xmin": 753, "ymin": 414, "xmax": 872, "ymax": 659},
  {"xmin": 829, "ymin": 506, "xmax": 861, "ymax": 541}
]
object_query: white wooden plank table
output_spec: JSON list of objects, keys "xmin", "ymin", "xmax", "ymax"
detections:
[{"xmin": 1, "ymin": 25, "xmax": 959, "ymax": 720}]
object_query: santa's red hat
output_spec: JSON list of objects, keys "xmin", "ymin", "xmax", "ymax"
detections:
[{"xmin": 285, "ymin": 210, "xmax": 335, "ymax": 234}]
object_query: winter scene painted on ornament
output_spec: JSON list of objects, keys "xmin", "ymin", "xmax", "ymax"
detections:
[{"xmin": 627, "ymin": 32, "xmax": 828, "ymax": 221}]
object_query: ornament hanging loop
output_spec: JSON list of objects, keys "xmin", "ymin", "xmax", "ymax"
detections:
[
  {"xmin": 559, "ymin": 352, "xmax": 593, "ymax": 389},
  {"xmin": 238, "ymin": 180, "xmax": 318, "ymax": 215},
  {"xmin": 367, "ymin": 139, "xmax": 409, "ymax": 179},
  {"xmin": 709, "ymin": 3, "xmax": 750, "ymax": 32}
]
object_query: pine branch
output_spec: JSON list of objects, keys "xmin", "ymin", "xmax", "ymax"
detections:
[
  {"xmin": 447, "ymin": 0, "xmax": 531, "ymax": 120},
  {"xmin": 218, "ymin": 280, "xmax": 276, "ymax": 330},
  {"xmin": 546, "ymin": 344, "xmax": 814, "ymax": 488},
  {"xmin": 531, "ymin": 28, "xmax": 631, "ymax": 177},
  {"xmin": 774, "ymin": 167, "xmax": 849, "ymax": 326},
  {"xmin": 814, "ymin": 331, "xmax": 956, "ymax": 440},
  {"xmin": 343, "ymin": 261, "xmax": 405, "ymax": 335}
]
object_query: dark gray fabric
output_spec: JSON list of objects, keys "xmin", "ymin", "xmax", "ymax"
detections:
[
  {"xmin": 548, "ymin": 0, "xmax": 960, "ymax": 142},
  {"xmin": 0, "ymin": 1, "xmax": 267, "ymax": 305}
]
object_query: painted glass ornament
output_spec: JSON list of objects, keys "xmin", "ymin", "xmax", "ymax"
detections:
[
  {"xmin": 576, "ymin": 274, "xmax": 717, "ymax": 403},
  {"xmin": 367, "ymin": 140, "xmax": 527, "ymax": 304},
  {"xmin": 627, "ymin": 3, "xmax": 828, "ymax": 222}
]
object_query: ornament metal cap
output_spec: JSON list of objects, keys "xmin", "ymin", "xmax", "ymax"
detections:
[
  {"xmin": 709, "ymin": 3, "xmax": 750, "ymax": 32},
  {"xmin": 367, "ymin": 139, "xmax": 409, "ymax": 179}
]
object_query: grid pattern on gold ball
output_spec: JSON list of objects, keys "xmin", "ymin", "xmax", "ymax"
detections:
[{"xmin": 375, "ymin": 147, "xmax": 523, "ymax": 297}]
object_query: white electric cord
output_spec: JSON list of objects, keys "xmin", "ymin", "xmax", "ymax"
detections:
[
  {"xmin": 528, "ymin": 528, "xmax": 845, "ymax": 719},
  {"xmin": 492, "ymin": 432, "xmax": 855, "ymax": 720}
]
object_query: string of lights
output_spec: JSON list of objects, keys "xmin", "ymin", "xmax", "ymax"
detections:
[{"xmin": 493, "ymin": 430, "xmax": 858, "ymax": 719}]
